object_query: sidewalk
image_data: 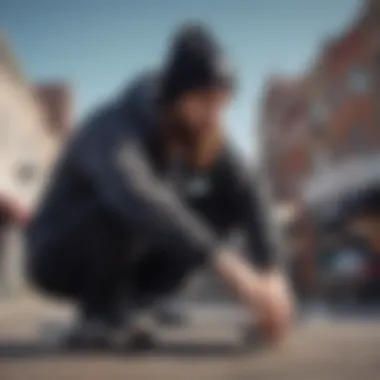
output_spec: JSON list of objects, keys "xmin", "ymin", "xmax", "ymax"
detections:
[
  {"xmin": 298, "ymin": 301, "xmax": 380, "ymax": 325},
  {"xmin": 0, "ymin": 294, "xmax": 72, "ymax": 323}
]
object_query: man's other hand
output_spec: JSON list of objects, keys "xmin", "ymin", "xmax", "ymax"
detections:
[
  {"xmin": 256, "ymin": 270, "xmax": 294, "ymax": 344},
  {"xmin": 213, "ymin": 251, "xmax": 294, "ymax": 345}
]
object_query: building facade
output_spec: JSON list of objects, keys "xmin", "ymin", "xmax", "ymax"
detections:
[
  {"xmin": 259, "ymin": 76, "xmax": 315, "ymax": 295},
  {"xmin": 36, "ymin": 83, "xmax": 73, "ymax": 136},
  {"xmin": 302, "ymin": 0, "xmax": 380, "ymax": 210},
  {"xmin": 0, "ymin": 37, "xmax": 61, "ymax": 215},
  {"xmin": 0, "ymin": 35, "xmax": 70, "ymax": 294},
  {"xmin": 261, "ymin": 0, "xmax": 380, "ymax": 226},
  {"xmin": 259, "ymin": 0, "xmax": 380, "ymax": 298},
  {"xmin": 259, "ymin": 77, "xmax": 311, "ymax": 206}
]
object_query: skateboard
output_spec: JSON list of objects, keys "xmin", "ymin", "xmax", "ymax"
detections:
[
  {"xmin": 40, "ymin": 317, "xmax": 158, "ymax": 352},
  {"xmin": 40, "ymin": 308, "xmax": 268, "ymax": 353}
]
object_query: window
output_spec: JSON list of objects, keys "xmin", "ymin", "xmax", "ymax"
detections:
[
  {"xmin": 347, "ymin": 67, "xmax": 370, "ymax": 94},
  {"xmin": 312, "ymin": 148, "xmax": 329, "ymax": 175},
  {"xmin": 309, "ymin": 100, "xmax": 329, "ymax": 134},
  {"xmin": 375, "ymin": 53, "xmax": 380, "ymax": 93},
  {"xmin": 284, "ymin": 102, "xmax": 304, "ymax": 127},
  {"xmin": 15, "ymin": 137, "xmax": 40, "ymax": 184},
  {"xmin": 348, "ymin": 125, "xmax": 367, "ymax": 153},
  {"xmin": 16, "ymin": 162, "xmax": 38, "ymax": 184},
  {"xmin": 311, "ymin": 100, "xmax": 329, "ymax": 122},
  {"xmin": 328, "ymin": 84, "xmax": 345, "ymax": 108}
]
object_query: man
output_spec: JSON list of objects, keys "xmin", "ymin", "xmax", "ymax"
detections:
[{"xmin": 26, "ymin": 24, "xmax": 293, "ymax": 347}]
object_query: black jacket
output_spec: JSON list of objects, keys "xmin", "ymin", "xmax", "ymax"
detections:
[{"xmin": 27, "ymin": 72, "xmax": 276, "ymax": 270}]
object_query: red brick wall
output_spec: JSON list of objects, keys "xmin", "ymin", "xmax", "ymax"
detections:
[
  {"xmin": 259, "ymin": 80, "xmax": 314, "ymax": 298},
  {"xmin": 324, "ymin": 25, "xmax": 372, "ymax": 79},
  {"xmin": 321, "ymin": 16, "xmax": 380, "ymax": 161},
  {"xmin": 266, "ymin": 85, "xmax": 310, "ymax": 202}
]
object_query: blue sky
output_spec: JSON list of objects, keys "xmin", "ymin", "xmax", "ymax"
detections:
[{"xmin": 0, "ymin": 0, "xmax": 361, "ymax": 158}]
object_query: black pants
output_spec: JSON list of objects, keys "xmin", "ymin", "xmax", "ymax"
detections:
[{"xmin": 26, "ymin": 223, "xmax": 194, "ymax": 321}]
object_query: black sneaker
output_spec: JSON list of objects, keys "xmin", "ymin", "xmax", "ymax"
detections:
[{"xmin": 119, "ymin": 311, "xmax": 158, "ymax": 351}]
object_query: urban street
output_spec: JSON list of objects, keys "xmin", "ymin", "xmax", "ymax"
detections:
[{"xmin": 0, "ymin": 298, "xmax": 379, "ymax": 380}]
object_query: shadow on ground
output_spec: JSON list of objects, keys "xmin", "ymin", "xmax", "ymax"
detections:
[{"xmin": 0, "ymin": 339, "xmax": 257, "ymax": 360}]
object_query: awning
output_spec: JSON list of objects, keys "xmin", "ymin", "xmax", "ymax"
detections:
[{"xmin": 301, "ymin": 153, "xmax": 380, "ymax": 208}]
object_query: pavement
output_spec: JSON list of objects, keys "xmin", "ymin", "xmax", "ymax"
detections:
[{"xmin": 0, "ymin": 296, "xmax": 380, "ymax": 380}]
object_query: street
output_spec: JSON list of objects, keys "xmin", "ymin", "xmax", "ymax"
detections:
[{"xmin": 0, "ymin": 298, "xmax": 379, "ymax": 380}]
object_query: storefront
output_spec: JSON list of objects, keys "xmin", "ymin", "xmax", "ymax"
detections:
[
  {"xmin": 302, "ymin": 154, "xmax": 380, "ymax": 248},
  {"xmin": 300, "ymin": 154, "xmax": 380, "ymax": 304}
]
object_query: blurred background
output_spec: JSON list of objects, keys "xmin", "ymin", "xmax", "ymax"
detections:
[
  {"xmin": 0, "ymin": 0, "xmax": 380, "ymax": 378},
  {"xmin": 1, "ymin": 0, "xmax": 380, "ymax": 309}
]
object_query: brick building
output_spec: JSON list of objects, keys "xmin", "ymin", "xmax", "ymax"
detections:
[
  {"xmin": 261, "ymin": 0, "xmax": 380, "ymax": 220},
  {"xmin": 302, "ymin": 0, "xmax": 380, "ymax": 210},
  {"xmin": 259, "ymin": 0, "xmax": 380, "ymax": 296},
  {"xmin": 36, "ymin": 83, "xmax": 73, "ymax": 135},
  {"xmin": 259, "ymin": 76, "xmax": 314, "ymax": 295},
  {"xmin": 0, "ymin": 35, "xmax": 71, "ymax": 294},
  {"xmin": 259, "ymin": 76, "xmax": 310, "ymax": 206}
]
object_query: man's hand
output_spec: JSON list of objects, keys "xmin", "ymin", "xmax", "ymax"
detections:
[
  {"xmin": 255, "ymin": 270, "xmax": 294, "ymax": 343},
  {"xmin": 213, "ymin": 250, "xmax": 294, "ymax": 344}
]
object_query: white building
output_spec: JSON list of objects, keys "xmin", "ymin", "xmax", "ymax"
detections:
[{"xmin": 0, "ymin": 35, "xmax": 62, "ymax": 295}]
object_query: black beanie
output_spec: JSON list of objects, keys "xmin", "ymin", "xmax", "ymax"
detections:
[{"xmin": 160, "ymin": 23, "xmax": 235, "ymax": 104}]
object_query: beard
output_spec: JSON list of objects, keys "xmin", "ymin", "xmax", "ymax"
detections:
[
  {"xmin": 168, "ymin": 116, "xmax": 201, "ymax": 148},
  {"xmin": 171, "ymin": 120, "xmax": 222, "ymax": 170}
]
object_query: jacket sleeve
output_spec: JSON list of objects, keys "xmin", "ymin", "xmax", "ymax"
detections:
[
  {"xmin": 75, "ymin": 111, "xmax": 219, "ymax": 265},
  {"xmin": 223, "ymin": 149, "xmax": 278, "ymax": 269}
]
